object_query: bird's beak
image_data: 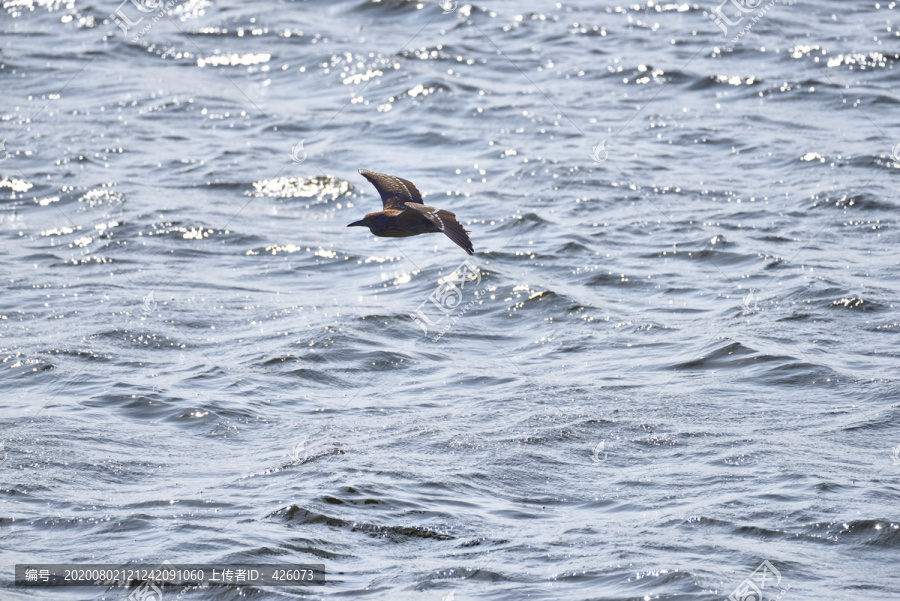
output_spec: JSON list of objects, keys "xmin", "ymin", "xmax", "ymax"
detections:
[{"xmin": 347, "ymin": 219, "xmax": 367, "ymax": 228}]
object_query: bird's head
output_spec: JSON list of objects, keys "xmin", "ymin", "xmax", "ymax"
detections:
[{"xmin": 347, "ymin": 214, "xmax": 375, "ymax": 230}]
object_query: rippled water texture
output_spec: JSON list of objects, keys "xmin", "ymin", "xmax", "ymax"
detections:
[{"xmin": 2, "ymin": 0, "xmax": 899, "ymax": 599}]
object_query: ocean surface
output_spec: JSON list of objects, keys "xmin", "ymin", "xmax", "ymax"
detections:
[{"xmin": 2, "ymin": 0, "xmax": 899, "ymax": 599}]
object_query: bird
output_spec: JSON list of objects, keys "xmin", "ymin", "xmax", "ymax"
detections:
[{"xmin": 348, "ymin": 169, "xmax": 474, "ymax": 256}]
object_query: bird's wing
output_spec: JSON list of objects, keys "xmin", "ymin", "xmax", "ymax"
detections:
[
  {"xmin": 358, "ymin": 169, "xmax": 424, "ymax": 209},
  {"xmin": 402, "ymin": 202, "xmax": 474, "ymax": 256}
]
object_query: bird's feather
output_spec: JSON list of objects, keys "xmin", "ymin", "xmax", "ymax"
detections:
[
  {"xmin": 401, "ymin": 203, "xmax": 474, "ymax": 256},
  {"xmin": 358, "ymin": 169, "xmax": 424, "ymax": 209}
]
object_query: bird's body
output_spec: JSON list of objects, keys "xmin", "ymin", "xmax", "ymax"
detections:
[{"xmin": 349, "ymin": 169, "xmax": 474, "ymax": 255}]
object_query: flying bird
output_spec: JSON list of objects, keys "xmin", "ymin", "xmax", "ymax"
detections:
[{"xmin": 348, "ymin": 169, "xmax": 474, "ymax": 256}]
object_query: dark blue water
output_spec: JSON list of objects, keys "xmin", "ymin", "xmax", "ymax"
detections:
[{"xmin": 2, "ymin": 0, "xmax": 899, "ymax": 599}]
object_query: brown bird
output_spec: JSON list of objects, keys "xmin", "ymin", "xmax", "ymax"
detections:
[{"xmin": 348, "ymin": 169, "xmax": 474, "ymax": 256}]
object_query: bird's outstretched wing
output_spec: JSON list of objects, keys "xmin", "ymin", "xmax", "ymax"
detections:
[
  {"xmin": 358, "ymin": 169, "xmax": 424, "ymax": 209},
  {"xmin": 402, "ymin": 202, "xmax": 474, "ymax": 256}
]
